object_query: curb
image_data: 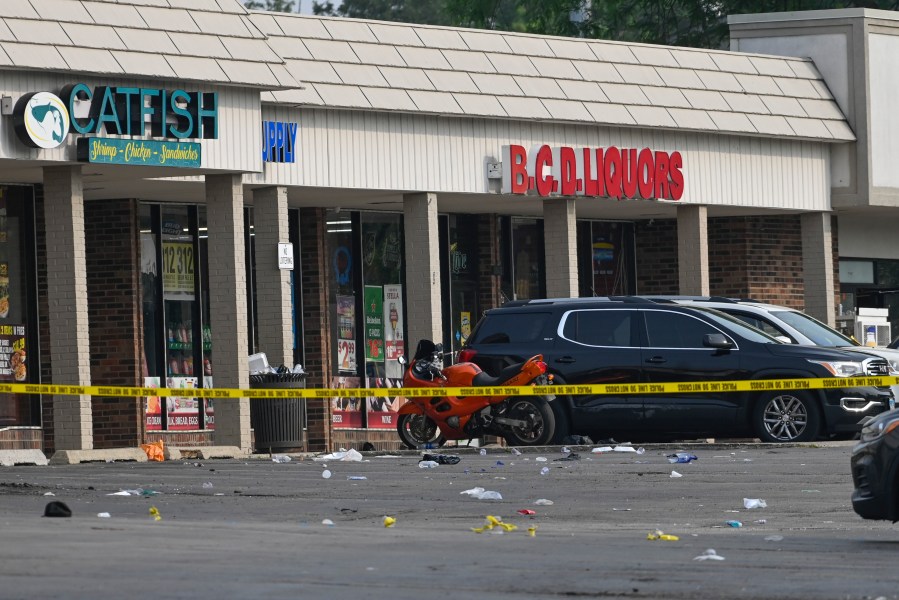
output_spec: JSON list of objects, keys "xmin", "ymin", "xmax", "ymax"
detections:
[{"xmin": 0, "ymin": 449, "xmax": 49, "ymax": 466}]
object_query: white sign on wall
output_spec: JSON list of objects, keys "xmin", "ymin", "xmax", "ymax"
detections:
[{"xmin": 278, "ymin": 242, "xmax": 294, "ymax": 270}]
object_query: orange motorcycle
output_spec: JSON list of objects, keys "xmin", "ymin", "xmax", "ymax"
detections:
[{"xmin": 396, "ymin": 340, "xmax": 555, "ymax": 448}]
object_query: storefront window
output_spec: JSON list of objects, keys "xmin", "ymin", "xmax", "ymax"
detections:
[
  {"xmin": 445, "ymin": 215, "xmax": 480, "ymax": 356},
  {"xmin": 508, "ymin": 218, "xmax": 544, "ymax": 301},
  {"xmin": 326, "ymin": 210, "xmax": 362, "ymax": 428},
  {"xmin": 327, "ymin": 211, "xmax": 406, "ymax": 430},
  {"xmin": 0, "ymin": 186, "xmax": 38, "ymax": 427},
  {"xmin": 141, "ymin": 204, "xmax": 213, "ymax": 431},
  {"xmin": 577, "ymin": 221, "xmax": 635, "ymax": 297}
]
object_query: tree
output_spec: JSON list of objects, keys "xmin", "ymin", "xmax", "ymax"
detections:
[
  {"xmin": 313, "ymin": 0, "xmax": 452, "ymax": 25},
  {"xmin": 244, "ymin": 0, "xmax": 297, "ymax": 11}
]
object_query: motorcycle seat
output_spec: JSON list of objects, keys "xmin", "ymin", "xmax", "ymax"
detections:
[{"xmin": 471, "ymin": 361, "xmax": 526, "ymax": 387}]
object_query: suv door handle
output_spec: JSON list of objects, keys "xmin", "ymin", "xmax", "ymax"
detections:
[
  {"xmin": 645, "ymin": 356, "xmax": 667, "ymax": 364},
  {"xmin": 555, "ymin": 356, "xmax": 576, "ymax": 364}
]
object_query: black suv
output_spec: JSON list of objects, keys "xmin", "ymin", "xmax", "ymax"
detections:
[{"xmin": 459, "ymin": 297, "xmax": 892, "ymax": 443}]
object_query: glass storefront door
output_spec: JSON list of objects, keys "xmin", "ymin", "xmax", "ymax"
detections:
[
  {"xmin": 326, "ymin": 210, "xmax": 406, "ymax": 431},
  {"xmin": 141, "ymin": 204, "xmax": 213, "ymax": 431},
  {"xmin": 441, "ymin": 214, "xmax": 480, "ymax": 357},
  {"xmin": 577, "ymin": 220, "xmax": 636, "ymax": 297},
  {"xmin": 0, "ymin": 186, "xmax": 38, "ymax": 427}
]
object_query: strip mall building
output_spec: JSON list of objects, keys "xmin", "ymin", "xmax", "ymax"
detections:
[{"xmin": 0, "ymin": 1, "xmax": 895, "ymax": 455}]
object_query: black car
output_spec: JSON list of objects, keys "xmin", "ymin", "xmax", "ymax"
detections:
[
  {"xmin": 851, "ymin": 410, "xmax": 899, "ymax": 521},
  {"xmin": 459, "ymin": 297, "xmax": 892, "ymax": 443}
]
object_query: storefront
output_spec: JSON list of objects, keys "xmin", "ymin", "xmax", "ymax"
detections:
[{"xmin": 1, "ymin": 1, "xmax": 893, "ymax": 455}]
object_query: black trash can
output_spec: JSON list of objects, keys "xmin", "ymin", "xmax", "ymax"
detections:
[{"xmin": 249, "ymin": 372, "xmax": 307, "ymax": 452}]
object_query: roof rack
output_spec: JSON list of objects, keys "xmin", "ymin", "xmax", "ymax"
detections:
[{"xmin": 501, "ymin": 296, "xmax": 657, "ymax": 307}]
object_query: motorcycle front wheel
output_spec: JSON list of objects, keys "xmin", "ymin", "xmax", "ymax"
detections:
[
  {"xmin": 396, "ymin": 413, "xmax": 446, "ymax": 449},
  {"xmin": 502, "ymin": 397, "xmax": 555, "ymax": 447}
]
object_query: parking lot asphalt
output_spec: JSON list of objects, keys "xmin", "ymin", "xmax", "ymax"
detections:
[{"xmin": 1, "ymin": 442, "xmax": 897, "ymax": 600}]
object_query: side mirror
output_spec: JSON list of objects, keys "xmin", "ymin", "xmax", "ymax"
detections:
[
  {"xmin": 703, "ymin": 333, "xmax": 734, "ymax": 349},
  {"xmin": 774, "ymin": 335, "xmax": 793, "ymax": 344},
  {"xmin": 398, "ymin": 355, "xmax": 407, "ymax": 366}
]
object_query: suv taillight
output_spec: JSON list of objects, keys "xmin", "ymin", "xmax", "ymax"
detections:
[{"xmin": 458, "ymin": 348, "xmax": 477, "ymax": 363}]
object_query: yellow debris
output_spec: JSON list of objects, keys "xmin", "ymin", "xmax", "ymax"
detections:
[
  {"xmin": 149, "ymin": 506, "xmax": 162, "ymax": 521},
  {"xmin": 383, "ymin": 516, "xmax": 396, "ymax": 528}
]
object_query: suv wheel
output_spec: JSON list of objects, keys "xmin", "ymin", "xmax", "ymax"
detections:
[{"xmin": 753, "ymin": 391, "xmax": 821, "ymax": 443}]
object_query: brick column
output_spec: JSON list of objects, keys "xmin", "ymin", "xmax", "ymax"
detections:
[
  {"xmin": 252, "ymin": 187, "xmax": 292, "ymax": 368},
  {"xmin": 677, "ymin": 205, "xmax": 710, "ymax": 296},
  {"xmin": 43, "ymin": 166, "xmax": 92, "ymax": 450},
  {"xmin": 403, "ymin": 193, "xmax": 442, "ymax": 347},
  {"xmin": 300, "ymin": 208, "xmax": 331, "ymax": 451},
  {"xmin": 206, "ymin": 174, "xmax": 250, "ymax": 452},
  {"xmin": 543, "ymin": 198, "xmax": 578, "ymax": 298},
  {"xmin": 801, "ymin": 211, "xmax": 836, "ymax": 326}
]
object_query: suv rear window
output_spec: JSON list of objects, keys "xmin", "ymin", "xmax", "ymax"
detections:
[
  {"xmin": 560, "ymin": 309, "xmax": 634, "ymax": 347},
  {"xmin": 468, "ymin": 312, "xmax": 551, "ymax": 344}
]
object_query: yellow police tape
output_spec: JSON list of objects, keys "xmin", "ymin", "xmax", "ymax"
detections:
[{"xmin": 1, "ymin": 375, "xmax": 897, "ymax": 400}]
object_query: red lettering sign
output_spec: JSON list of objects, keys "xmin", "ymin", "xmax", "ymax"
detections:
[{"xmin": 499, "ymin": 144, "xmax": 684, "ymax": 201}]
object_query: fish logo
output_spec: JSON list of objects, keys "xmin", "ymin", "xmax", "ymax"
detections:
[{"xmin": 14, "ymin": 92, "xmax": 70, "ymax": 149}]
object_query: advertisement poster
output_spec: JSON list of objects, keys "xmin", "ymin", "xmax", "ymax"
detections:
[
  {"xmin": 330, "ymin": 376, "xmax": 363, "ymax": 428},
  {"xmin": 0, "ymin": 324, "xmax": 26, "ymax": 382},
  {"xmin": 166, "ymin": 376, "xmax": 200, "ymax": 430},
  {"xmin": 383, "ymin": 284, "xmax": 404, "ymax": 379},
  {"xmin": 337, "ymin": 295, "xmax": 355, "ymax": 339},
  {"xmin": 0, "ymin": 262, "xmax": 9, "ymax": 319},
  {"xmin": 366, "ymin": 376, "xmax": 405, "ymax": 429},
  {"xmin": 336, "ymin": 295, "xmax": 357, "ymax": 373},
  {"xmin": 460, "ymin": 311, "xmax": 471, "ymax": 345},
  {"xmin": 144, "ymin": 376, "xmax": 162, "ymax": 431},
  {"xmin": 364, "ymin": 285, "xmax": 384, "ymax": 362},
  {"xmin": 204, "ymin": 375, "xmax": 215, "ymax": 430},
  {"xmin": 162, "ymin": 239, "xmax": 195, "ymax": 300}
]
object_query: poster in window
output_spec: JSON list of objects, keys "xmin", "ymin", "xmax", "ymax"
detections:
[
  {"xmin": 460, "ymin": 311, "xmax": 471, "ymax": 345},
  {"xmin": 204, "ymin": 375, "xmax": 215, "ymax": 430},
  {"xmin": 364, "ymin": 285, "xmax": 384, "ymax": 362},
  {"xmin": 337, "ymin": 295, "xmax": 355, "ymax": 339},
  {"xmin": 144, "ymin": 376, "xmax": 162, "ymax": 431},
  {"xmin": 337, "ymin": 338, "xmax": 357, "ymax": 373},
  {"xmin": 0, "ymin": 262, "xmax": 9, "ymax": 319},
  {"xmin": 383, "ymin": 284, "xmax": 404, "ymax": 379},
  {"xmin": 166, "ymin": 376, "xmax": 200, "ymax": 430},
  {"xmin": 0, "ymin": 324, "xmax": 26, "ymax": 382},
  {"xmin": 331, "ymin": 375, "xmax": 363, "ymax": 428},
  {"xmin": 366, "ymin": 376, "xmax": 404, "ymax": 429},
  {"xmin": 162, "ymin": 240, "xmax": 195, "ymax": 301}
]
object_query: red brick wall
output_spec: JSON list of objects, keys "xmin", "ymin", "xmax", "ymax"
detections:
[
  {"xmin": 709, "ymin": 216, "xmax": 805, "ymax": 308},
  {"xmin": 634, "ymin": 215, "xmax": 834, "ymax": 312},
  {"xmin": 635, "ymin": 219, "xmax": 679, "ymax": 294},
  {"xmin": 85, "ymin": 199, "xmax": 144, "ymax": 449},
  {"xmin": 35, "ymin": 185, "xmax": 54, "ymax": 454},
  {"xmin": 300, "ymin": 207, "xmax": 332, "ymax": 451},
  {"xmin": 477, "ymin": 215, "xmax": 502, "ymax": 312}
]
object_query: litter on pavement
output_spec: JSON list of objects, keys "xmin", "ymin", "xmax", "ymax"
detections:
[
  {"xmin": 670, "ymin": 471, "xmax": 683, "ymax": 478},
  {"xmin": 383, "ymin": 516, "xmax": 396, "ymax": 528},
  {"xmin": 743, "ymin": 498, "xmax": 767, "ymax": 509},
  {"xmin": 43, "ymin": 501, "xmax": 71, "ymax": 517},
  {"xmin": 420, "ymin": 453, "xmax": 461, "ymax": 465},
  {"xmin": 322, "ymin": 469, "xmax": 332, "ymax": 479},
  {"xmin": 647, "ymin": 530, "xmax": 679, "ymax": 541},
  {"xmin": 418, "ymin": 461, "xmax": 439, "ymax": 469},
  {"xmin": 471, "ymin": 515, "xmax": 517, "ymax": 533},
  {"xmin": 460, "ymin": 487, "xmax": 503, "ymax": 500},
  {"xmin": 534, "ymin": 499, "xmax": 554, "ymax": 505},
  {"xmin": 725, "ymin": 520, "xmax": 743, "ymax": 528},
  {"xmin": 314, "ymin": 449, "xmax": 363, "ymax": 462},
  {"xmin": 667, "ymin": 452, "xmax": 698, "ymax": 463},
  {"xmin": 694, "ymin": 549, "xmax": 725, "ymax": 561},
  {"xmin": 272, "ymin": 455, "xmax": 291, "ymax": 463},
  {"xmin": 149, "ymin": 507, "xmax": 162, "ymax": 521}
]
